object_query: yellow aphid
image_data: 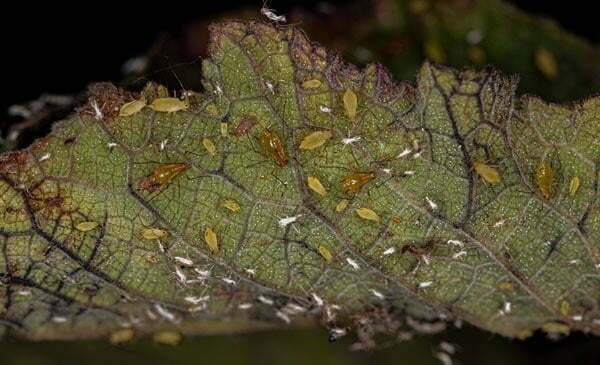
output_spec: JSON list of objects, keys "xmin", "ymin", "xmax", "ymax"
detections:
[
  {"xmin": 299, "ymin": 131, "xmax": 333, "ymax": 150},
  {"xmin": 356, "ymin": 208, "xmax": 379, "ymax": 222},
  {"xmin": 536, "ymin": 162, "xmax": 554, "ymax": 199},
  {"xmin": 535, "ymin": 48, "xmax": 559, "ymax": 80},
  {"xmin": 569, "ymin": 177, "xmax": 580, "ymax": 196},
  {"xmin": 302, "ymin": 79, "xmax": 322, "ymax": 89},
  {"xmin": 516, "ymin": 329, "xmax": 533, "ymax": 340},
  {"xmin": 220, "ymin": 123, "xmax": 228, "ymax": 137},
  {"xmin": 318, "ymin": 245, "xmax": 333, "ymax": 262},
  {"xmin": 335, "ymin": 199, "xmax": 349, "ymax": 212},
  {"xmin": 205, "ymin": 104, "xmax": 218, "ymax": 115},
  {"xmin": 141, "ymin": 227, "xmax": 168, "ymax": 240},
  {"xmin": 152, "ymin": 331, "xmax": 182, "ymax": 345},
  {"xmin": 472, "ymin": 162, "xmax": 501, "ymax": 183},
  {"xmin": 307, "ymin": 176, "xmax": 327, "ymax": 196},
  {"xmin": 204, "ymin": 227, "xmax": 219, "ymax": 253},
  {"xmin": 497, "ymin": 282, "xmax": 514, "ymax": 291},
  {"xmin": 75, "ymin": 221, "xmax": 98, "ymax": 232},
  {"xmin": 109, "ymin": 328, "xmax": 135, "ymax": 345},
  {"xmin": 541, "ymin": 322, "xmax": 570, "ymax": 335},
  {"xmin": 119, "ymin": 97, "xmax": 147, "ymax": 117},
  {"xmin": 202, "ymin": 138, "xmax": 217, "ymax": 156},
  {"xmin": 148, "ymin": 97, "xmax": 189, "ymax": 113},
  {"xmin": 560, "ymin": 301, "xmax": 570, "ymax": 316},
  {"xmin": 391, "ymin": 216, "xmax": 401, "ymax": 223},
  {"xmin": 221, "ymin": 200, "xmax": 240, "ymax": 212},
  {"xmin": 343, "ymin": 90, "xmax": 358, "ymax": 120}
]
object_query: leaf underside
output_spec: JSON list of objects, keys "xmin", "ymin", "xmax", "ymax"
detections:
[{"xmin": 2, "ymin": 20, "xmax": 600, "ymax": 343}]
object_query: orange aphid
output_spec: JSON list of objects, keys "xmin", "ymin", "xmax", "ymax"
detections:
[
  {"xmin": 341, "ymin": 172, "xmax": 375, "ymax": 193},
  {"xmin": 260, "ymin": 130, "xmax": 288, "ymax": 167},
  {"xmin": 138, "ymin": 163, "xmax": 188, "ymax": 192}
]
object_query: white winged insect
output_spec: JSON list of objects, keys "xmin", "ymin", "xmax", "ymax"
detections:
[{"xmin": 261, "ymin": 1, "xmax": 287, "ymax": 23}]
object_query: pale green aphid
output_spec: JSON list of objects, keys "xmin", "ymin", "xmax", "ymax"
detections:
[
  {"xmin": 149, "ymin": 97, "xmax": 189, "ymax": 113},
  {"xmin": 119, "ymin": 97, "xmax": 147, "ymax": 117}
]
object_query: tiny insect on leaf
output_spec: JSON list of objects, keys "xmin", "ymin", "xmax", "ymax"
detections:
[
  {"xmin": 472, "ymin": 161, "xmax": 501, "ymax": 183},
  {"xmin": 356, "ymin": 208, "xmax": 379, "ymax": 222},
  {"xmin": 307, "ymin": 176, "xmax": 327, "ymax": 196},
  {"xmin": 343, "ymin": 90, "xmax": 358, "ymax": 120},
  {"xmin": 536, "ymin": 162, "xmax": 554, "ymax": 199},
  {"xmin": 202, "ymin": 138, "xmax": 217, "ymax": 156},
  {"xmin": 569, "ymin": 177, "xmax": 580, "ymax": 196},
  {"xmin": 301, "ymin": 79, "xmax": 322, "ymax": 89},
  {"xmin": 204, "ymin": 227, "xmax": 219, "ymax": 253},
  {"xmin": 141, "ymin": 228, "xmax": 168, "ymax": 240},
  {"xmin": 119, "ymin": 97, "xmax": 147, "ymax": 117},
  {"xmin": 318, "ymin": 246, "xmax": 333, "ymax": 262},
  {"xmin": 260, "ymin": 130, "xmax": 288, "ymax": 167},
  {"xmin": 299, "ymin": 131, "xmax": 333, "ymax": 150},
  {"xmin": 148, "ymin": 97, "xmax": 189, "ymax": 113},
  {"xmin": 341, "ymin": 172, "xmax": 375, "ymax": 193},
  {"xmin": 75, "ymin": 221, "xmax": 99, "ymax": 232}
]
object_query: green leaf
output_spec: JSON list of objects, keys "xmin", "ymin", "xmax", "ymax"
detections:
[{"xmin": 1, "ymin": 20, "xmax": 600, "ymax": 345}]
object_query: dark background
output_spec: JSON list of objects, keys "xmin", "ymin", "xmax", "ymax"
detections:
[{"xmin": 1, "ymin": 1, "xmax": 600, "ymax": 364}]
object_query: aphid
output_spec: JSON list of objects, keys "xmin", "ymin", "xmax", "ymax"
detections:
[
  {"xmin": 202, "ymin": 138, "xmax": 217, "ymax": 156},
  {"xmin": 141, "ymin": 227, "xmax": 168, "ymax": 240},
  {"xmin": 343, "ymin": 90, "xmax": 358, "ymax": 120},
  {"xmin": 569, "ymin": 177, "xmax": 580, "ymax": 196},
  {"xmin": 138, "ymin": 163, "xmax": 188, "ymax": 192},
  {"xmin": 220, "ymin": 122, "xmax": 228, "ymax": 137},
  {"xmin": 299, "ymin": 131, "xmax": 333, "ymax": 150},
  {"xmin": 52, "ymin": 316, "xmax": 68, "ymax": 323},
  {"xmin": 75, "ymin": 221, "xmax": 99, "ymax": 232},
  {"xmin": 341, "ymin": 172, "xmax": 375, "ymax": 193},
  {"xmin": 472, "ymin": 161, "xmax": 501, "ymax": 183},
  {"xmin": 452, "ymin": 251, "xmax": 467, "ymax": 259},
  {"xmin": 233, "ymin": 115, "xmax": 258, "ymax": 137},
  {"xmin": 447, "ymin": 239, "xmax": 464, "ymax": 248},
  {"xmin": 221, "ymin": 200, "xmax": 241, "ymax": 212},
  {"xmin": 307, "ymin": 176, "xmax": 327, "ymax": 196},
  {"xmin": 205, "ymin": 104, "xmax": 218, "ymax": 115},
  {"xmin": 572, "ymin": 315, "xmax": 583, "ymax": 321},
  {"xmin": 204, "ymin": 227, "xmax": 219, "ymax": 253},
  {"xmin": 39, "ymin": 153, "xmax": 50, "ymax": 162},
  {"xmin": 419, "ymin": 281, "xmax": 433, "ymax": 288},
  {"xmin": 497, "ymin": 282, "xmax": 514, "ymax": 291},
  {"xmin": 260, "ymin": 130, "xmax": 288, "ymax": 167},
  {"xmin": 535, "ymin": 48, "xmax": 559, "ymax": 80},
  {"xmin": 560, "ymin": 301, "xmax": 570, "ymax": 316},
  {"xmin": 391, "ymin": 216, "xmax": 402, "ymax": 223},
  {"xmin": 341, "ymin": 136, "xmax": 361, "ymax": 145},
  {"xmin": 382, "ymin": 247, "xmax": 396, "ymax": 255},
  {"xmin": 152, "ymin": 331, "xmax": 182, "ymax": 345},
  {"xmin": 119, "ymin": 97, "xmax": 147, "ymax": 117},
  {"xmin": 335, "ymin": 199, "xmax": 349, "ymax": 212},
  {"xmin": 319, "ymin": 105, "xmax": 332, "ymax": 113},
  {"xmin": 301, "ymin": 79, "xmax": 322, "ymax": 89},
  {"xmin": 238, "ymin": 303, "xmax": 253, "ymax": 310},
  {"xmin": 318, "ymin": 245, "xmax": 333, "ymax": 262},
  {"xmin": 109, "ymin": 328, "xmax": 135, "ymax": 345},
  {"xmin": 356, "ymin": 208, "xmax": 379, "ymax": 222},
  {"xmin": 536, "ymin": 162, "xmax": 554, "ymax": 199},
  {"xmin": 174, "ymin": 266, "xmax": 187, "ymax": 283},
  {"xmin": 148, "ymin": 97, "xmax": 189, "ymax": 113}
]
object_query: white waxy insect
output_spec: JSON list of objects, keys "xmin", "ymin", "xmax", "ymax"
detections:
[
  {"xmin": 382, "ymin": 247, "xmax": 396, "ymax": 256},
  {"xmin": 16, "ymin": 290, "xmax": 32, "ymax": 296},
  {"xmin": 419, "ymin": 281, "xmax": 433, "ymax": 288},
  {"xmin": 569, "ymin": 259, "xmax": 581, "ymax": 265},
  {"xmin": 184, "ymin": 296, "xmax": 209, "ymax": 305},
  {"xmin": 146, "ymin": 309, "xmax": 157, "ymax": 320},
  {"xmin": 215, "ymin": 84, "xmax": 223, "ymax": 96},
  {"xmin": 159, "ymin": 139, "xmax": 168, "ymax": 151},
  {"xmin": 493, "ymin": 219, "xmax": 507, "ymax": 227},
  {"xmin": 90, "ymin": 98, "xmax": 103, "ymax": 120},
  {"xmin": 447, "ymin": 240, "xmax": 464, "ymax": 248},
  {"xmin": 258, "ymin": 295, "xmax": 274, "ymax": 305},
  {"xmin": 397, "ymin": 148, "xmax": 412, "ymax": 158},
  {"xmin": 403, "ymin": 170, "xmax": 416, "ymax": 176},
  {"xmin": 452, "ymin": 251, "xmax": 467, "ymax": 259},
  {"xmin": 154, "ymin": 304, "xmax": 176, "ymax": 322},
  {"xmin": 572, "ymin": 315, "xmax": 583, "ymax": 321},
  {"xmin": 503, "ymin": 302, "xmax": 512, "ymax": 314},
  {"xmin": 370, "ymin": 289, "xmax": 385, "ymax": 299},
  {"xmin": 194, "ymin": 268, "xmax": 210, "ymax": 279},
  {"xmin": 261, "ymin": 4, "xmax": 287, "ymax": 23},
  {"xmin": 266, "ymin": 82, "xmax": 275, "ymax": 94},
  {"xmin": 279, "ymin": 214, "xmax": 302, "ymax": 228},
  {"xmin": 319, "ymin": 105, "xmax": 332, "ymax": 113},
  {"xmin": 52, "ymin": 316, "xmax": 68, "ymax": 323},
  {"xmin": 382, "ymin": 168, "xmax": 392, "ymax": 174},
  {"xmin": 174, "ymin": 266, "xmax": 187, "ymax": 283},
  {"xmin": 341, "ymin": 136, "xmax": 361, "ymax": 145},
  {"xmin": 346, "ymin": 257, "xmax": 360, "ymax": 270},
  {"xmin": 39, "ymin": 153, "xmax": 50, "ymax": 162},
  {"xmin": 311, "ymin": 293, "xmax": 324, "ymax": 306},
  {"xmin": 174, "ymin": 257, "xmax": 193, "ymax": 266},
  {"xmin": 188, "ymin": 304, "xmax": 207, "ymax": 312},
  {"xmin": 238, "ymin": 303, "xmax": 253, "ymax": 310},
  {"xmin": 425, "ymin": 196, "xmax": 438, "ymax": 210},
  {"xmin": 285, "ymin": 303, "xmax": 307, "ymax": 314},
  {"xmin": 222, "ymin": 278, "xmax": 236, "ymax": 285},
  {"xmin": 244, "ymin": 268, "xmax": 256, "ymax": 276},
  {"xmin": 276, "ymin": 310, "xmax": 291, "ymax": 324},
  {"xmin": 435, "ymin": 352, "xmax": 453, "ymax": 365},
  {"xmin": 107, "ymin": 142, "xmax": 118, "ymax": 149},
  {"xmin": 422, "ymin": 255, "xmax": 431, "ymax": 265},
  {"xmin": 439, "ymin": 341, "xmax": 456, "ymax": 354}
]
